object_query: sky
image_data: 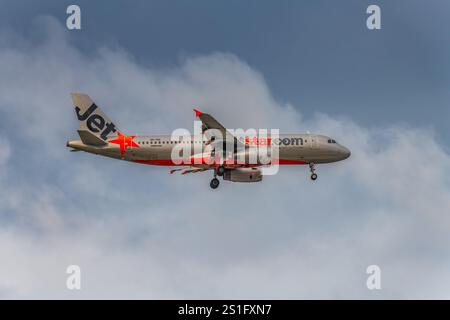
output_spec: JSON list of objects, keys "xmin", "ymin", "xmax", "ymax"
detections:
[{"xmin": 0, "ymin": 1, "xmax": 450, "ymax": 299}]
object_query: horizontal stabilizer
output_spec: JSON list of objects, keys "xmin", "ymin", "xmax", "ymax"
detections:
[{"xmin": 77, "ymin": 130, "xmax": 108, "ymax": 146}]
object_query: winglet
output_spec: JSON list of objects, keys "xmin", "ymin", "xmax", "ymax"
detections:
[{"xmin": 193, "ymin": 108, "xmax": 202, "ymax": 118}]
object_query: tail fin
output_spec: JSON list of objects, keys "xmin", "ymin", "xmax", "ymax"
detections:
[{"xmin": 70, "ymin": 93, "xmax": 119, "ymax": 144}]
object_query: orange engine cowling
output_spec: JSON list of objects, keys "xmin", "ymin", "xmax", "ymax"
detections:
[{"xmin": 223, "ymin": 168, "xmax": 263, "ymax": 183}]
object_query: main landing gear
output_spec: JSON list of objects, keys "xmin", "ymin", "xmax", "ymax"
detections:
[
  {"xmin": 210, "ymin": 178, "xmax": 220, "ymax": 189},
  {"xmin": 210, "ymin": 166, "xmax": 225, "ymax": 189},
  {"xmin": 216, "ymin": 166, "xmax": 225, "ymax": 176},
  {"xmin": 309, "ymin": 163, "xmax": 318, "ymax": 181}
]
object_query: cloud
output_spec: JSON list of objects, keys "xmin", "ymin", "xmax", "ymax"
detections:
[
  {"xmin": 0, "ymin": 137, "xmax": 10, "ymax": 167},
  {"xmin": 0, "ymin": 16, "xmax": 450, "ymax": 299}
]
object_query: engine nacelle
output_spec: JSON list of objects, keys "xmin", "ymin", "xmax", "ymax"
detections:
[{"xmin": 223, "ymin": 168, "xmax": 263, "ymax": 183}]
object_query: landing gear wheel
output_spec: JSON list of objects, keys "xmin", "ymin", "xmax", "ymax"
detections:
[
  {"xmin": 216, "ymin": 166, "xmax": 225, "ymax": 176},
  {"xmin": 210, "ymin": 178, "xmax": 220, "ymax": 189},
  {"xmin": 309, "ymin": 163, "xmax": 317, "ymax": 181}
]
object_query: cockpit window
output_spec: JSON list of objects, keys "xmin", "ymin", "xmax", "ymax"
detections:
[{"xmin": 327, "ymin": 139, "xmax": 337, "ymax": 144}]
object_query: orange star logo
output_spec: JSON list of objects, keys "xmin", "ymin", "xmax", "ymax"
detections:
[{"xmin": 108, "ymin": 131, "xmax": 140, "ymax": 158}]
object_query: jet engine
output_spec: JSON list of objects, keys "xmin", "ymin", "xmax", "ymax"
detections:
[{"xmin": 223, "ymin": 168, "xmax": 263, "ymax": 183}]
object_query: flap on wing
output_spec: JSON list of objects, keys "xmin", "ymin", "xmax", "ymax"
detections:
[{"xmin": 170, "ymin": 167, "xmax": 209, "ymax": 175}]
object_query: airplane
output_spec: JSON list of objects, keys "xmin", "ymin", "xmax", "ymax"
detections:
[{"xmin": 66, "ymin": 93, "xmax": 351, "ymax": 189}]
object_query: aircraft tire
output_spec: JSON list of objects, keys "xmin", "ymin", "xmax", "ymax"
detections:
[
  {"xmin": 311, "ymin": 173, "xmax": 318, "ymax": 181},
  {"xmin": 210, "ymin": 178, "xmax": 220, "ymax": 189}
]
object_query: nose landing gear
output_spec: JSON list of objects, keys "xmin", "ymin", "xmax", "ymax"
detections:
[
  {"xmin": 309, "ymin": 163, "xmax": 318, "ymax": 181},
  {"xmin": 210, "ymin": 168, "xmax": 221, "ymax": 189}
]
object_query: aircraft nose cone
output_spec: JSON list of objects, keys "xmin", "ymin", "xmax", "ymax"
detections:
[{"xmin": 341, "ymin": 146, "xmax": 351, "ymax": 159}]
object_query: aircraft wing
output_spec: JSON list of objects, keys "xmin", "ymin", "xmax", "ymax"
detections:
[
  {"xmin": 193, "ymin": 108, "xmax": 245, "ymax": 148},
  {"xmin": 194, "ymin": 108, "xmax": 228, "ymax": 136}
]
